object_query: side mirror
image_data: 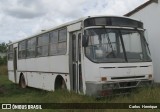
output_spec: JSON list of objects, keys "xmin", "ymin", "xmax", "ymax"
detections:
[{"xmin": 82, "ymin": 35, "xmax": 89, "ymax": 47}]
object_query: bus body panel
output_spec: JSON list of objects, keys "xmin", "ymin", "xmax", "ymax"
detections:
[
  {"xmin": 99, "ymin": 64, "xmax": 153, "ymax": 81},
  {"xmin": 8, "ymin": 71, "xmax": 15, "ymax": 83},
  {"xmin": 17, "ymin": 56, "xmax": 69, "ymax": 73},
  {"xmin": 67, "ymin": 22, "xmax": 82, "ymax": 32},
  {"xmin": 84, "ymin": 57, "xmax": 153, "ymax": 82},
  {"xmin": 16, "ymin": 71, "xmax": 70, "ymax": 91},
  {"xmin": 8, "ymin": 61, "xmax": 14, "ymax": 71}
]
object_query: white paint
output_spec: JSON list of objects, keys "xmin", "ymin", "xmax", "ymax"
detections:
[
  {"xmin": 8, "ymin": 71, "xmax": 15, "ymax": 82},
  {"xmin": 7, "ymin": 61, "xmax": 13, "ymax": 70},
  {"xmin": 67, "ymin": 22, "xmax": 82, "ymax": 32},
  {"xmin": 13, "ymin": 43, "xmax": 18, "ymax": 48},
  {"xmin": 128, "ymin": 2, "xmax": 160, "ymax": 82},
  {"xmin": 17, "ymin": 56, "xmax": 69, "ymax": 73},
  {"xmin": 84, "ymin": 56, "xmax": 153, "ymax": 82}
]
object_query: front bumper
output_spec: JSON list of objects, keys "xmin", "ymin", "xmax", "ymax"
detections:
[{"xmin": 86, "ymin": 79, "xmax": 153, "ymax": 96}]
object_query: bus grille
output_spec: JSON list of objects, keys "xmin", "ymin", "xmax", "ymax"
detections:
[
  {"xmin": 119, "ymin": 81, "xmax": 138, "ymax": 87},
  {"xmin": 111, "ymin": 76, "xmax": 145, "ymax": 80}
]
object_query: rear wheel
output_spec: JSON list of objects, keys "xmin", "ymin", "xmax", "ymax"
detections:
[
  {"xmin": 55, "ymin": 76, "xmax": 66, "ymax": 90},
  {"xmin": 19, "ymin": 75, "xmax": 26, "ymax": 88},
  {"xmin": 61, "ymin": 79, "xmax": 67, "ymax": 89}
]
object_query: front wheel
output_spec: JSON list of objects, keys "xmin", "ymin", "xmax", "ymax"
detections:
[{"xmin": 19, "ymin": 75, "xmax": 26, "ymax": 88}]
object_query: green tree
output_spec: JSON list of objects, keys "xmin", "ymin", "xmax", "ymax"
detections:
[
  {"xmin": 0, "ymin": 57, "xmax": 2, "ymax": 65},
  {"xmin": 0, "ymin": 42, "xmax": 7, "ymax": 65},
  {"xmin": 0, "ymin": 42, "xmax": 7, "ymax": 53}
]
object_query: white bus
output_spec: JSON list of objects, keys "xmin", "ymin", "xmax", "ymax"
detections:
[{"xmin": 7, "ymin": 16, "xmax": 153, "ymax": 96}]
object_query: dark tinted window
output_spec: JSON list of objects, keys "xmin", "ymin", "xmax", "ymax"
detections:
[
  {"xmin": 95, "ymin": 18, "xmax": 107, "ymax": 25},
  {"xmin": 27, "ymin": 37, "xmax": 36, "ymax": 58},
  {"xmin": 49, "ymin": 28, "xmax": 67, "ymax": 55},
  {"xmin": 18, "ymin": 40, "xmax": 26, "ymax": 59},
  {"xmin": 50, "ymin": 44, "xmax": 58, "ymax": 55},
  {"xmin": 78, "ymin": 33, "xmax": 81, "ymax": 61},
  {"xmin": 37, "ymin": 46, "xmax": 48, "ymax": 56},
  {"xmin": 111, "ymin": 17, "xmax": 143, "ymax": 28},
  {"xmin": 50, "ymin": 30, "xmax": 58, "ymax": 43},
  {"xmin": 38, "ymin": 34, "xmax": 49, "ymax": 46},
  {"xmin": 59, "ymin": 28, "xmax": 67, "ymax": 42},
  {"xmin": 49, "ymin": 30, "xmax": 58, "ymax": 55},
  {"xmin": 8, "ymin": 45, "xmax": 13, "ymax": 60},
  {"xmin": 37, "ymin": 33, "xmax": 49, "ymax": 57},
  {"xmin": 58, "ymin": 42, "xmax": 66, "ymax": 54},
  {"xmin": 84, "ymin": 17, "xmax": 143, "ymax": 28}
]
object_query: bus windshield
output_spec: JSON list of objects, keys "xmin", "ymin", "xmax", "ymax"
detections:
[{"xmin": 85, "ymin": 28, "xmax": 151, "ymax": 63}]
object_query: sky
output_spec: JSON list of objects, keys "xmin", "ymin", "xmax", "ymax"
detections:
[{"xmin": 0, "ymin": 0, "xmax": 148, "ymax": 43}]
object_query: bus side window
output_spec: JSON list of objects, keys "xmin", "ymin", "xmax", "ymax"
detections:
[
  {"xmin": 58, "ymin": 28, "xmax": 67, "ymax": 55},
  {"xmin": 37, "ymin": 33, "xmax": 49, "ymax": 57},
  {"xmin": 78, "ymin": 33, "xmax": 81, "ymax": 61},
  {"xmin": 50, "ymin": 30, "xmax": 58, "ymax": 55},
  {"xmin": 26, "ymin": 37, "xmax": 36, "ymax": 58},
  {"xmin": 18, "ymin": 40, "xmax": 26, "ymax": 59},
  {"xmin": 8, "ymin": 45, "xmax": 13, "ymax": 60}
]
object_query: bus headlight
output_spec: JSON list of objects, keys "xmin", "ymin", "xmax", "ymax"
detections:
[{"xmin": 101, "ymin": 77, "xmax": 107, "ymax": 81}]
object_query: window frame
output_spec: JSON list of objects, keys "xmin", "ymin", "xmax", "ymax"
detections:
[
  {"xmin": 49, "ymin": 28, "xmax": 67, "ymax": 56},
  {"xmin": 16, "ymin": 27, "xmax": 67, "ymax": 59},
  {"xmin": 36, "ymin": 33, "xmax": 50, "ymax": 57},
  {"xmin": 8, "ymin": 45, "xmax": 14, "ymax": 60},
  {"xmin": 18, "ymin": 40, "xmax": 26, "ymax": 59},
  {"xmin": 49, "ymin": 30, "xmax": 59, "ymax": 55},
  {"xmin": 26, "ymin": 37, "xmax": 37, "ymax": 58}
]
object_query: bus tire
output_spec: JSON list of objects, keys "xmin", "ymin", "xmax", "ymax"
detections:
[
  {"xmin": 55, "ymin": 75, "xmax": 66, "ymax": 90},
  {"xmin": 19, "ymin": 74, "xmax": 26, "ymax": 88}
]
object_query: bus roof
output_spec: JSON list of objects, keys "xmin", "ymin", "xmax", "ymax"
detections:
[{"xmin": 8, "ymin": 15, "xmax": 141, "ymax": 45}]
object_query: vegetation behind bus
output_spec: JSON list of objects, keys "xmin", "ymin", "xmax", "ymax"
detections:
[
  {"xmin": 0, "ymin": 42, "xmax": 7, "ymax": 76},
  {"xmin": 0, "ymin": 42, "xmax": 7, "ymax": 66},
  {"xmin": 0, "ymin": 73, "xmax": 160, "ymax": 112}
]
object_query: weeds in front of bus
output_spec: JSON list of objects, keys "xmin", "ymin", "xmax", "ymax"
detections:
[
  {"xmin": 0, "ymin": 75, "xmax": 160, "ymax": 112},
  {"xmin": 0, "ymin": 65, "xmax": 7, "ymax": 75},
  {"xmin": 107, "ymin": 86, "xmax": 160, "ymax": 103}
]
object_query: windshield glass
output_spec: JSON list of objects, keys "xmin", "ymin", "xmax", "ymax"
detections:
[{"xmin": 85, "ymin": 28, "xmax": 151, "ymax": 63}]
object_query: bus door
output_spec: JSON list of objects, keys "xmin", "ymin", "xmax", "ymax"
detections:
[
  {"xmin": 70, "ymin": 31, "xmax": 83, "ymax": 93},
  {"xmin": 13, "ymin": 47, "xmax": 18, "ymax": 83}
]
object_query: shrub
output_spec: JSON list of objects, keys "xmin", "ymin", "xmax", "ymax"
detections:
[
  {"xmin": 0, "ymin": 65, "xmax": 8, "ymax": 75},
  {"xmin": 0, "ymin": 56, "xmax": 7, "ymax": 65}
]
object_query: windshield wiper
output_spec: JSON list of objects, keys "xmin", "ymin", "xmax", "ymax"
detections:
[{"xmin": 119, "ymin": 30, "xmax": 128, "ymax": 62}]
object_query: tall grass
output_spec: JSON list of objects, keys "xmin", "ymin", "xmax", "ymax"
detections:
[
  {"xmin": 0, "ymin": 65, "xmax": 8, "ymax": 75},
  {"xmin": 0, "ymin": 73, "xmax": 160, "ymax": 112}
]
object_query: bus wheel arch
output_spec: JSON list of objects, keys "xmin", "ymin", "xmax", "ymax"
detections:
[
  {"xmin": 55, "ymin": 75, "xmax": 67, "ymax": 90},
  {"xmin": 19, "ymin": 73, "xmax": 26, "ymax": 88}
]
